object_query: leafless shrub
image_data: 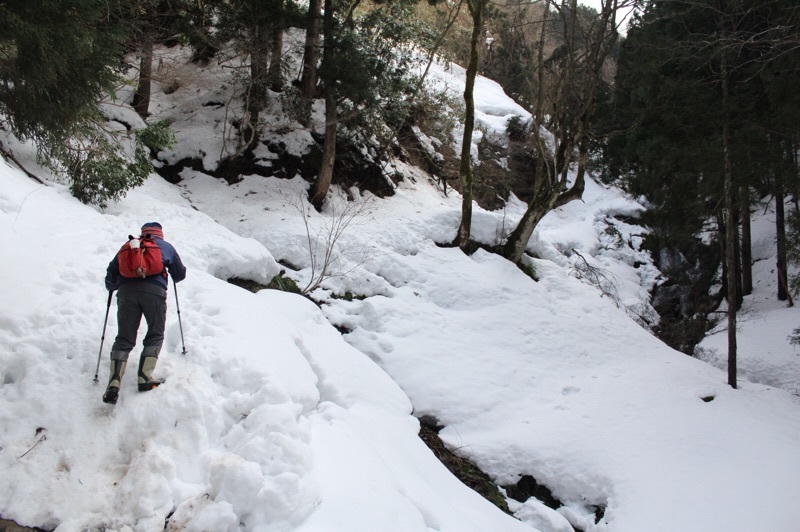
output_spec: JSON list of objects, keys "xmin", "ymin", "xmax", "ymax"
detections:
[
  {"xmin": 569, "ymin": 249, "xmax": 621, "ymax": 305},
  {"xmin": 289, "ymin": 192, "xmax": 375, "ymax": 295}
]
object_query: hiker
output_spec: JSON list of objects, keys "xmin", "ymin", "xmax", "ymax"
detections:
[{"xmin": 102, "ymin": 222, "xmax": 186, "ymax": 404}]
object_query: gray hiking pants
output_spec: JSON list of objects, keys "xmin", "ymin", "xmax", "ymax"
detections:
[{"xmin": 110, "ymin": 282, "xmax": 167, "ymax": 360}]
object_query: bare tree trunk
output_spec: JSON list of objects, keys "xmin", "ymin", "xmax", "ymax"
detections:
[
  {"xmin": 740, "ymin": 185, "xmax": 752, "ymax": 296},
  {"xmin": 245, "ymin": 58, "xmax": 263, "ymax": 147},
  {"xmin": 784, "ymin": 140, "xmax": 796, "ymax": 307},
  {"xmin": 455, "ymin": 0, "xmax": 485, "ymax": 252},
  {"xmin": 268, "ymin": 1, "xmax": 285, "ymax": 92},
  {"xmin": 244, "ymin": 25, "xmax": 270, "ymax": 149},
  {"xmin": 312, "ymin": 89, "xmax": 337, "ymax": 209},
  {"xmin": 310, "ymin": 0, "xmax": 336, "ymax": 210},
  {"xmin": 732, "ymin": 209, "xmax": 744, "ymax": 307},
  {"xmin": 772, "ymin": 140, "xmax": 793, "ymax": 304},
  {"xmin": 776, "ymin": 175, "xmax": 791, "ymax": 303},
  {"xmin": 502, "ymin": 0, "xmax": 601, "ymax": 265},
  {"xmin": 721, "ymin": 48, "xmax": 737, "ymax": 389},
  {"xmin": 268, "ymin": 29, "xmax": 284, "ymax": 92},
  {"xmin": 503, "ymin": 131, "xmax": 587, "ymax": 264},
  {"xmin": 132, "ymin": 33, "xmax": 154, "ymax": 119},
  {"xmin": 300, "ymin": 0, "xmax": 322, "ymax": 99},
  {"xmin": 503, "ymin": 193, "xmax": 557, "ymax": 263}
]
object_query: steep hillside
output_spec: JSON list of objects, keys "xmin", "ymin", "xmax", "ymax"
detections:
[{"xmin": 1, "ymin": 40, "xmax": 799, "ymax": 532}]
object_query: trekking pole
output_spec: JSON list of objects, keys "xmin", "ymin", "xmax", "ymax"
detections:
[
  {"xmin": 173, "ymin": 278, "xmax": 187, "ymax": 355},
  {"xmin": 93, "ymin": 290, "xmax": 114, "ymax": 383}
]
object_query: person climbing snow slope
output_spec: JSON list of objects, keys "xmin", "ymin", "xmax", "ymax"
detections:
[{"xmin": 102, "ymin": 222, "xmax": 186, "ymax": 404}]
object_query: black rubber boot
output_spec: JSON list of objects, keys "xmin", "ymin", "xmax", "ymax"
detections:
[{"xmin": 102, "ymin": 386, "xmax": 119, "ymax": 404}]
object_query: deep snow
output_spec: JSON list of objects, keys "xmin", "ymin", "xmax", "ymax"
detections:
[{"xmin": 1, "ymin": 39, "xmax": 799, "ymax": 532}]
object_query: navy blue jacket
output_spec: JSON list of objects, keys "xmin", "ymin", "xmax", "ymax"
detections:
[{"xmin": 106, "ymin": 238, "xmax": 187, "ymax": 292}]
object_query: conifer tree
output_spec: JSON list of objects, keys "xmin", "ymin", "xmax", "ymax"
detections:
[
  {"xmin": 600, "ymin": 0, "xmax": 800, "ymax": 381},
  {"xmin": 0, "ymin": 0, "xmax": 124, "ymax": 143},
  {"xmin": 0, "ymin": 0, "xmax": 175, "ymax": 208},
  {"xmin": 310, "ymin": 0, "xmax": 425, "ymax": 209}
]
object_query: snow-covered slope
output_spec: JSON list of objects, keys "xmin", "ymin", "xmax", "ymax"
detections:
[
  {"xmin": 176, "ymin": 164, "xmax": 800, "ymax": 532},
  {"xmin": 0, "ymin": 165, "xmax": 534, "ymax": 532},
  {"xmin": 1, "ymin": 41, "xmax": 799, "ymax": 532}
]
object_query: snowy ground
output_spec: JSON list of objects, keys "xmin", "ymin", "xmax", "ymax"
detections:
[{"xmin": 1, "ymin": 42, "xmax": 799, "ymax": 532}]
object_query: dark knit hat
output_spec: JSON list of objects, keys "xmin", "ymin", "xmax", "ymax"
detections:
[{"xmin": 141, "ymin": 222, "xmax": 164, "ymax": 239}]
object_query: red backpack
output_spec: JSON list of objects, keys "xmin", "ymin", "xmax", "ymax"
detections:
[{"xmin": 117, "ymin": 235, "xmax": 165, "ymax": 279}]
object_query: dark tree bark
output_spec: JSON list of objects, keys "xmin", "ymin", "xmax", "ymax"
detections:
[
  {"xmin": 776, "ymin": 175, "xmax": 791, "ymax": 303},
  {"xmin": 132, "ymin": 32, "xmax": 154, "ymax": 119},
  {"xmin": 732, "ymin": 208, "xmax": 744, "ymax": 307},
  {"xmin": 739, "ymin": 186, "xmax": 752, "ymax": 296},
  {"xmin": 267, "ymin": 0, "xmax": 285, "ymax": 92},
  {"xmin": 244, "ymin": 24, "xmax": 270, "ymax": 149},
  {"xmin": 502, "ymin": 0, "xmax": 616, "ymax": 264},
  {"xmin": 312, "ymin": 89, "xmax": 337, "ymax": 209},
  {"xmin": 300, "ymin": 0, "xmax": 322, "ymax": 99},
  {"xmin": 454, "ymin": 0, "xmax": 485, "ymax": 252},
  {"xmin": 721, "ymin": 47, "xmax": 737, "ymax": 389},
  {"xmin": 310, "ymin": 0, "xmax": 336, "ymax": 209}
]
